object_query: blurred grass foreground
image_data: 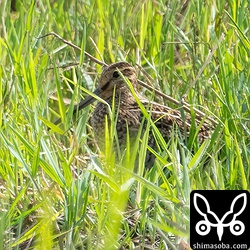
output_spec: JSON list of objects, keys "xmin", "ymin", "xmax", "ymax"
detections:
[{"xmin": 0, "ymin": 0, "xmax": 249, "ymax": 249}]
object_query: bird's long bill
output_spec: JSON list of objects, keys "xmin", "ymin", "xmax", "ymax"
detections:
[{"xmin": 73, "ymin": 88, "xmax": 103, "ymax": 114}]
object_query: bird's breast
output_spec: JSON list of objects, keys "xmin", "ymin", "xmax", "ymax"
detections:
[{"xmin": 91, "ymin": 97, "xmax": 142, "ymax": 150}]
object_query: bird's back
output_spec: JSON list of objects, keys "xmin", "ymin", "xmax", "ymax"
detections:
[{"xmin": 90, "ymin": 86, "xmax": 212, "ymax": 168}]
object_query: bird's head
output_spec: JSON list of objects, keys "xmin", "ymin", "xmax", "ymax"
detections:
[
  {"xmin": 74, "ymin": 62, "xmax": 138, "ymax": 110},
  {"xmin": 97, "ymin": 62, "xmax": 137, "ymax": 100}
]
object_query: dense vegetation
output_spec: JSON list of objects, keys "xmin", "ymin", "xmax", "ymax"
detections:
[{"xmin": 0, "ymin": 0, "xmax": 249, "ymax": 249}]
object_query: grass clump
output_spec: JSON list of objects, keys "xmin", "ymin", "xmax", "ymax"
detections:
[{"xmin": 0, "ymin": 0, "xmax": 249, "ymax": 249}]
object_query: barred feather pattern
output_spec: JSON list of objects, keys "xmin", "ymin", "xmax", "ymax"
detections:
[{"xmin": 75, "ymin": 62, "xmax": 212, "ymax": 169}]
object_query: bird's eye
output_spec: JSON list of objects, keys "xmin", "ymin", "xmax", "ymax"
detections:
[{"xmin": 113, "ymin": 71, "xmax": 120, "ymax": 78}]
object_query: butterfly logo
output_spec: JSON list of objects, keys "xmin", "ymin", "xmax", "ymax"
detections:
[{"xmin": 193, "ymin": 193, "xmax": 247, "ymax": 241}]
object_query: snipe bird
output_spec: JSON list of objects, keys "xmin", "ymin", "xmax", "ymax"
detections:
[{"xmin": 55, "ymin": 62, "xmax": 212, "ymax": 168}]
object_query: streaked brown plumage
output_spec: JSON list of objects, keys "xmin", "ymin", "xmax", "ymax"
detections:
[{"xmin": 56, "ymin": 62, "xmax": 212, "ymax": 168}]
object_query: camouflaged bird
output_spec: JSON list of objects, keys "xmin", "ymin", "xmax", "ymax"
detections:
[{"xmin": 55, "ymin": 62, "xmax": 212, "ymax": 168}]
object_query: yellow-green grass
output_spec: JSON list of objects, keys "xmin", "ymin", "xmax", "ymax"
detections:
[{"xmin": 0, "ymin": 0, "xmax": 249, "ymax": 249}]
